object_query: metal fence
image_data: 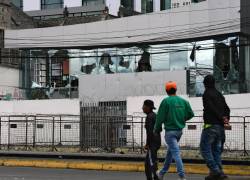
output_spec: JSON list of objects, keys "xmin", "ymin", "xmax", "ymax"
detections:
[
  {"xmin": 0, "ymin": 114, "xmax": 249, "ymax": 156},
  {"xmin": 0, "ymin": 115, "xmax": 80, "ymax": 151}
]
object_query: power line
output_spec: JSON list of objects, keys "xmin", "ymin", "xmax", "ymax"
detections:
[
  {"xmin": 1, "ymin": 42, "xmax": 250, "ymax": 59},
  {"xmin": 4, "ymin": 19, "xmax": 245, "ymax": 49},
  {"xmin": 5, "ymin": 17, "xmax": 242, "ymax": 43}
]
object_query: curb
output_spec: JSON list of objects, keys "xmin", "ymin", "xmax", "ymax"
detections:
[{"xmin": 0, "ymin": 158, "xmax": 250, "ymax": 176}]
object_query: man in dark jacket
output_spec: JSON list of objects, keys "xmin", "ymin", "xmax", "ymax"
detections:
[
  {"xmin": 143, "ymin": 100, "xmax": 161, "ymax": 180},
  {"xmin": 200, "ymin": 75, "xmax": 230, "ymax": 180}
]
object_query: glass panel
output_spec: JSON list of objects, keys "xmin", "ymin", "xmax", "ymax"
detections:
[
  {"xmin": 161, "ymin": 0, "xmax": 171, "ymax": 10},
  {"xmin": 150, "ymin": 44, "xmax": 170, "ymax": 71},
  {"xmin": 41, "ymin": 0, "xmax": 64, "ymax": 10},
  {"xmin": 116, "ymin": 47, "xmax": 136, "ymax": 73},
  {"xmin": 11, "ymin": 0, "xmax": 23, "ymax": 9},
  {"xmin": 214, "ymin": 37, "xmax": 240, "ymax": 94},
  {"xmin": 97, "ymin": 48, "xmax": 117, "ymax": 74},
  {"xmin": 141, "ymin": 0, "xmax": 153, "ymax": 13},
  {"xmin": 169, "ymin": 43, "xmax": 188, "ymax": 70},
  {"xmin": 121, "ymin": 0, "xmax": 134, "ymax": 9},
  {"xmin": 82, "ymin": 0, "xmax": 100, "ymax": 6},
  {"xmin": 21, "ymin": 35, "xmax": 250, "ymax": 99},
  {"xmin": 69, "ymin": 49, "xmax": 98, "ymax": 75},
  {"xmin": 244, "ymin": 38, "xmax": 250, "ymax": 92}
]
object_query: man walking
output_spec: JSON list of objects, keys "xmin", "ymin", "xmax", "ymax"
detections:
[
  {"xmin": 200, "ymin": 75, "xmax": 230, "ymax": 180},
  {"xmin": 154, "ymin": 82, "xmax": 194, "ymax": 180},
  {"xmin": 143, "ymin": 100, "xmax": 161, "ymax": 180}
]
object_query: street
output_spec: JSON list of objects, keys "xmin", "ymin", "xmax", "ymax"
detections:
[{"xmin": 0, "ymin": 167, "xmax": 249, "ymax": 180}]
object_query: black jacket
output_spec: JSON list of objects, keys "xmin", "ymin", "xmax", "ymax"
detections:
[
  {"xmin": 145, "ymin": 112, "xmax": 161, "ymax": 148},
  {"xmin": 203, "ymin": 88, "xmax": 230, "ymax": 125}
]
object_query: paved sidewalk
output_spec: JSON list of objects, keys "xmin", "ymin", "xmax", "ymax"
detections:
[
  {"xmin": 0, "ymin": 157, "xmax": 250, "ymax": 176},
  {"xmin": 0, "ymin": 167, "xmax": 249, "ymax": 180}
]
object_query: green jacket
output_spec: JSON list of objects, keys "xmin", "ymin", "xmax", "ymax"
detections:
[{"xmin": 154, "ymin": 96, "xmax": 194, "ymax": 132}]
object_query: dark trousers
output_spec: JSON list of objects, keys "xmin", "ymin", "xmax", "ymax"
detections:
[
  {"xmin": 145, "ymin": 147, "xmax": 159, "ymax": 180},
  {"xmin": 200, "ymin": 125, "xmax": 225, "ymax": 175}
]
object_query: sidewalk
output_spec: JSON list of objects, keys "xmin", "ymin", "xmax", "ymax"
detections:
[
  {"xmin": 0, "ymin": 155, "xmax": 249, "ymax": 176},
  {"xmin": 0, "ymin": 151, "xmax": 249, "ymax": 165}
]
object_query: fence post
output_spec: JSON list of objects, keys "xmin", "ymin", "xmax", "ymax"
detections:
[
  {"xmin": 7, "ymin": 116, "xmax": 10, "ymax": 150},
  {"xmin": 0, "ymin": 117, "xmax": 1, "ymax": 149},
  {"xmin": 132, "ymin": 116, "xmax": 135, "ymax": 152},
  {"xmin": 243, "ymin": 116, "xmax": 248, "ymax": 156},
  {"xmin": 79, "ymin": 102, "xmax": 84, "ymax": 151},
  {"xmin": 59, "ymin": 115, "xmax": 62, "ymax": 146},
  {"xmin": 25, "ymin": 116, "xmax": 28, "ymax": 150},
  {"xmin": 140, "ymin": 117, "xmax": 144, "ymax": 154},
  {"xmin": 52, "ymin": 116, "xmax": 55, "ymax": 151},
  {"xmin": 33, "ymin": 116, "xmax": 36, "ymax": 148}
]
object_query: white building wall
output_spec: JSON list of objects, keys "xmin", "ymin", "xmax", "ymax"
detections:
[
  {"xmin": 134, "ymin": 0, "xmax": 142, "ymax": 12},
  {"xmin": 105, "ymin": 0, "xmax": 121, "ymax": 16},
  {"xmin": 127, "ymin": 94, "xmax": 250, "ymax": 116},
  {"xmin": 153, "ymin": 0, "xmax": 161, "ymax": 12},
  {"xmin": 79, "ymin": 71, "xmax": 187, "ymax": 102},
  {"xmin": 0, "ymin": 66, "xmax": 21, "ymax": 99},
  {"xmin": 64, "ymin": 0, "xmax": 82, "ymax": 7},
  {"xmin": 0, "ymin": 66, "xmax": 19, "ymax": 88},
  {"xmin": 171, "ymin": 0, "xmax": 192, "ymax": 8},
  {"xmin": 23, "ymin": 0, "xmax": 40, "ymax": 11},
  {"xmin": 127, "ymin": 93, "xmax": 250, "ymax": 150},
  {"xmin": 0, "ymin": 99, "xmax": 80, "ymax": 115}
]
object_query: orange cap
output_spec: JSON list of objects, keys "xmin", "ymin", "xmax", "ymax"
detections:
[{"xmin": 165, "ymin": 81, "xmax": 177, "ymax": 91}]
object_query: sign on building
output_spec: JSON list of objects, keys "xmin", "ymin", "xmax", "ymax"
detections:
[{"xmin": 171, "ymin": 0, "xmax": 191, "ymax": 8}]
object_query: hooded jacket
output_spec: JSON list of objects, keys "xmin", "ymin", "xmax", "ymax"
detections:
[{"xmin": 203, "ymin": 75, "xmax": 230, "ymax": 125}]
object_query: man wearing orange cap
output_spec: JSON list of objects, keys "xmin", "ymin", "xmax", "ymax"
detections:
[{"xmin": 154, "ymin": 81, "xmax": 194, "ymax": 180}]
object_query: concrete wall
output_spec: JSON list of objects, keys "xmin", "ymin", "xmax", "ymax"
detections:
[
  {"xmin": 79, "ymin": 71, "xmax": 187, "ymax": 102},
  {"xmin": 127, "ymin": 93, "xmax": 250, "ymax": 150},
  {"xmin": 5, "ymin": 0, "xmax": 241, "ymax": 49},
  {"xmin": 0, "ymin": 66, "xmax": 20, "ymax": 98},
  {"xmin": 64, "ymin": 0, "xmax": 82, "ymax": 8},
  {"xmin": 23, "ymin": 0, "xmax": 40, "ymax": 11},
  {"xmin": 0, "ymin": 99, "xmax": 80, "ymax": 115},
  {"xmin": 127, "ymin": 93, "xmax": 250, "ymax": 116}
]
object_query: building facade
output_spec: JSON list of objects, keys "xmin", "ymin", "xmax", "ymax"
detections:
[
  {"xmin": 10, "ymin": 0, "xmax": 203, "ymax": 16},
  {"xmin": 5, "ymin": 0, "xmax": 250, "ymax": 102}
]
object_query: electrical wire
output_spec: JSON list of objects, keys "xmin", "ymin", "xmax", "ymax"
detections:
[{"xmin": 1, "ymin": 42, "xmax": 249, "ymax": 59}]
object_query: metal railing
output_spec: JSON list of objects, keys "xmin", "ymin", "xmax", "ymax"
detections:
[
  {"xmin": 0, "ymin": 115, "xmax": 80, "ymax": 151},
  {"xmin": 0, "ymin": 115, "xmax": 249, "ymax": 157},
  {"xmin": 32, "ymin": 10, "xmax": 104, "ymax": 20}
]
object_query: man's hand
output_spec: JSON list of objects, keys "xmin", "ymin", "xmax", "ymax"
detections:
[
  {"xmin": 144, "ymin": 145, "xmax": 149, "ymax": 151},
  {"xmin": 223, "ymin": 116, "xmax": 229, "ymax": 124},
  {"xmin": 223, "ymin": 116, "xmax": 231, "ymax": 129},
  {"xmin": 154, "ymin": 131, "xmax": 160, "ymax": 137}
]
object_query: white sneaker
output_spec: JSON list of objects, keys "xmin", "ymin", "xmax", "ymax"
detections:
[{"xmin": 156, "ymin": 170, "xmax": 164, "ymax": 180}]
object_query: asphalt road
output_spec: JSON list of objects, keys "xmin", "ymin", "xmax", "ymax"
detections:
[{"xmin": 0, "ymin": 167, "xmax": 249, "ymax": 180}]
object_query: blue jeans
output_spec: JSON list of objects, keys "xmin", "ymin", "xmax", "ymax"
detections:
[
  {"xmin": 159, "ymin": 130, "xmax": 185, "ymax": 178},
  {"xmin": 200, "ymin": 125, "xmax": 225, "ymax": 175}
]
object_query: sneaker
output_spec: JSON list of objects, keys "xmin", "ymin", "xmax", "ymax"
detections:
[
  {"xmin": 205, "ymin": 174, "xmax": 227, "ymax": 180},
  {"xmin": 156, "ymin": 170, "xmax": 164, "ymax": 180},
  {"xmin": 221, "ymin": 174, "xmax": 229, "ymax": 179},
  {"xmin": 178, "ymin": 177, "xmax": 187, "ymax": 180}
]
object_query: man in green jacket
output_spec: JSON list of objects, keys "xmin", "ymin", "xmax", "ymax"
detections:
[{"xmin": 154, "ymin": 81, "xmax": 194, "ymax": 180}]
